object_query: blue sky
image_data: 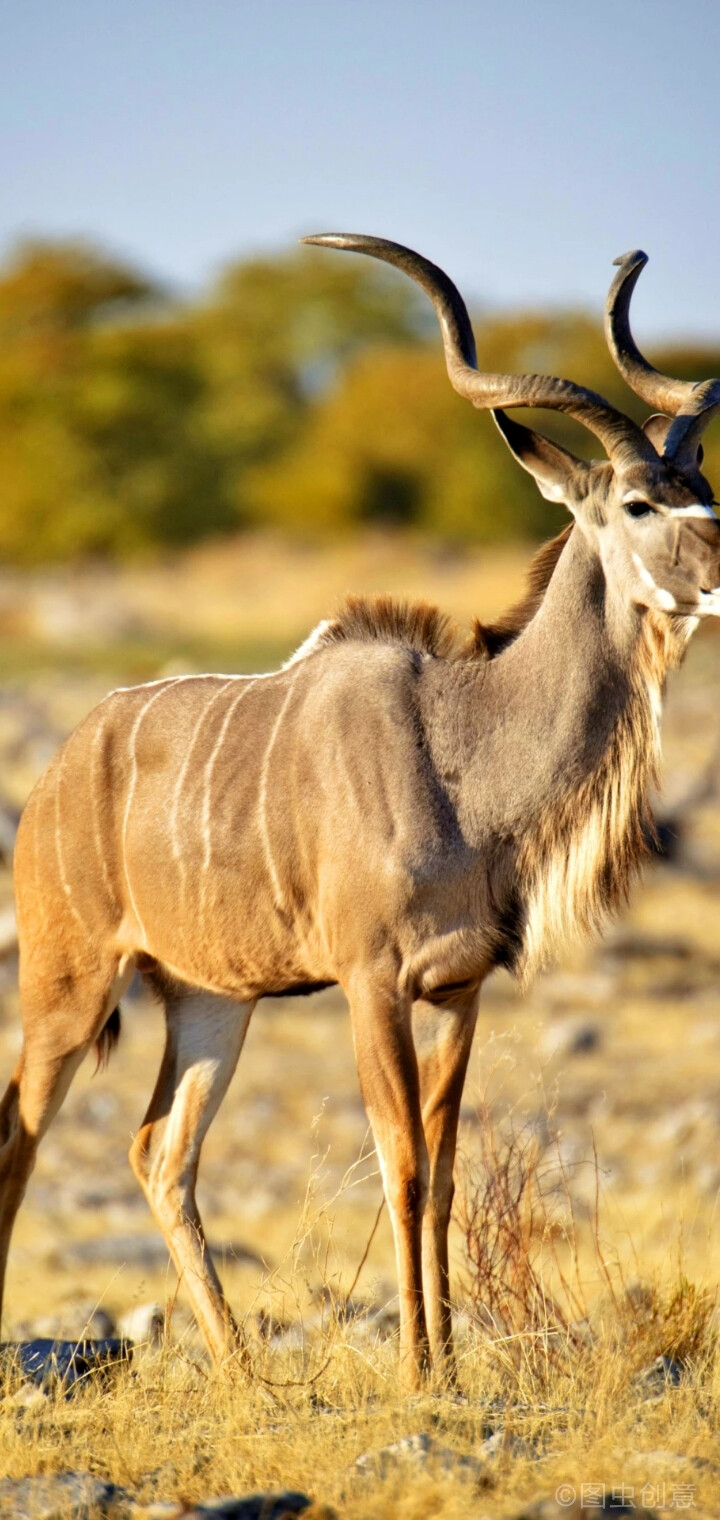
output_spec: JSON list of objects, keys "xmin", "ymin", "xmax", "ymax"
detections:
[{"xmin": 2, "ymin": 0, "xmax": 720, "ymax": 340}]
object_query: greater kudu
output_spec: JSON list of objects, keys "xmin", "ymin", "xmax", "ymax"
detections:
[{"xmin": 1, "ymin": 237, "xmax": 720, "ymax": 1388}]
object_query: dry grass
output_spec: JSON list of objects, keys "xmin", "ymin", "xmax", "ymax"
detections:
[{"xmin": 0, "ymin": 533, "xmax": 720, "ymax": 1515}]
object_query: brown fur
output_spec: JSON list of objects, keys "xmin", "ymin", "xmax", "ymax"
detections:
[
  {"xmin": 467, "ymin": 524, "xmax": 575, "ymax": 657},
  {"xmin": 324, "ymin": 594, "xmax": 457, "ymax": 659}
]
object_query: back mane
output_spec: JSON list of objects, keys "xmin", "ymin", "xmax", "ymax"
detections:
[{"xmin": 314, "ymin": 525, "xmax": 574, "ymax": 662}]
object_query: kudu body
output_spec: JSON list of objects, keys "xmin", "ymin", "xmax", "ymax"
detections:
[{"xmin": 2, "ymin": 237, "xmax": 720, "ymax": 1386}]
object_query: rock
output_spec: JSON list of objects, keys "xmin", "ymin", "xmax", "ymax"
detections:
[
  {"xmin": 0, "ymin": 1471, "xmax": 131, "ymax": 1518},
  {"xmin": 636, "ymin": 1354, "xmax": 685, "ymax": 1392},
  {"xmin": 118, "ymin": 1303, "xmax": 165, "ymax": 1346},
  {"xmin": 16, "ymin": 1303, "xmax": 117, "ymax": 1342},
  {"xmin": 54, "ymin": 1234, "xmax": 262, "ymax": 1271},
  {"xmin": 136, "ymin": 1496, "xmax": 315, "ymax": 1520},
  {"xmin": 8, "ymin": 1380, "xmax": 48, "ymax": 1408},
  {"xmin": 343, "ymin": 1299, "xmax": 401, "ymax": 1345},
  {"xmin": 353, "ymin": 1430, "xmax": 487, "ymax": 1481},
  {"xmin": 536, "ymin": 972, "xmax": 615, "ymax": 1011},
  {"xmin": 0, "ymin": 1338, "xmax": 132, "ymax": 1396},
  {"xmin": 512, "ymin": 1497, "xmax": 660, "ymax": 1519},
  {"xmin": 52, "ymin": 1235, "xmax": 174, "ymax": 1271},
  {"xmin": 540, "ymin": 1018, "xmax": 602, "ymax": 1060}
]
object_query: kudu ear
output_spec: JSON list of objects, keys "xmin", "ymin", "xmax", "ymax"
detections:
[
  {"xmin": 642, "ymin": 413, "xmax": 672, "ymax": 452},
  {"xmin": 642, "ymin": 411, "xmax": 704, "ymax": 466},
  {"xmin": 492, "ymin": 409, "xmax": 589, "ymax": 510}
]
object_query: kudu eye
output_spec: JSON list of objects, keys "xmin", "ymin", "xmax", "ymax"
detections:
[{"xmin": 623, "ymin": 499, "xmax": 657, "ymax": 519}]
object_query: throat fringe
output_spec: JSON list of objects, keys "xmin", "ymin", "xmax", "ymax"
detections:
[{"xmin": 517, "ymin": 614, "xmax": 673, "ymax": 985}]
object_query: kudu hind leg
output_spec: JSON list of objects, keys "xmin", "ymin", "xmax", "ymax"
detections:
[
  {"xmin": 0, "ymin": 957, "xmax": 126, "ymax": 1330},
  {"xmin": 129, "ymin": 991, "xmax": 254, "ymax": 1365},
  {"xmin": 414, "ymin": 991, "xmax": 479, "ymax": 1378},
  {"xmin": 349, "ymin": 985, "xmax": 430, "ymax": 1386}
]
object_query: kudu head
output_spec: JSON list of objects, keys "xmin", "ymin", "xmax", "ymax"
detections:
[{"xmin": 303, "ymin": 234, "xmax": 720, "ymax": 623}]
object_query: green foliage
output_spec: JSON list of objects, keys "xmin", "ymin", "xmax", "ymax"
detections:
[{"xmin": 0, "ymin": 237, "xmax": 718, "ymax": 560}]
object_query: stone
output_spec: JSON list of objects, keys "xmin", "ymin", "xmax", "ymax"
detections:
[
  {"xmin": 635, "ymin": 1354, "xmax": 685, "ymax": 1392},
  {"xmin": 0, "ymin": 1337, "xmax": 132, "ymax": 1396},
  {"xmin": 136, "ymin": 1495, "xmax": 314, "ymax": 1520},
  {"xmin": 539, "ymin": 1018, "xmax": 601, "ymax": 1060},
  {"xmin": 54, "ymin": 1234, "xmax": 261, "ymax": 1271},
  {"xmin": 118, "ymin": 1304, "xmax": 165, "ymax": 1346},
  {"xmin": 0, "ymin": 1471, "xmax": 131, "ymax": 1518},
  {"xmin": 17, "ymin": 1304, "xmax": 117, "ymax": 1342},
  {"xmin": 353, "ymin": 1430, "xmax": 487, "ymax": 1481},
  {"xmin": 512, "ymin": 1498, "xmax": 660, "ymax": 1519},
  {"xmin": 8, "ymin": 1381, "xmax": 48, "ymax": 1408}
]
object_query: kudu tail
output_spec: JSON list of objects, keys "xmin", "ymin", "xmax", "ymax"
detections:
[
  {"xmin": 94, "ymin": 1006, "xmax": 122, "ymax": 1072},
  {"xmin": 0, "ymin": 1063, "xmax": 21, "ymax": 1154}
]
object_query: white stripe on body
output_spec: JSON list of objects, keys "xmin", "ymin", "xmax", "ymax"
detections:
[
  {"xmin": 54, "ymin": 751, "xmax": 90, "ymax": 935},
  {"xmin": 200, "ymin": 680, "xmax": 260, "ymax": 879},
  {"xmin": 121, "ymin": 682, "xmax": 179, "ymax": 946},
  {"xmin": 257, "ymin": 675, "xmax": 299, "ymax": 912},
  {"xmin": 169, "ymin": 680, "xmax": 235, "ymax": 905},
  {"xmin": 90, "ymin": 716, "xmax": 121, "ymax": 914}
]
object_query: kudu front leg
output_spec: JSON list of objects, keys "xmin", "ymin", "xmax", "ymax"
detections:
[
  {"xmin": 129, "ymin": 991, "xmax": 254, "ymax": 1366},
  {"xmin": 348, "ymin": 985, "xmax": 430, "ymax": 1388},
  {"xmin": 414, "ymin": 989, "xmax": 480, "ymax": 1381}
]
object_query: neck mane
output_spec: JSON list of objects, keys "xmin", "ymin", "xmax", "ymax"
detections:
[{"xmin": 515, "ymin": 606, "xmax": 673, "ymax": 984}]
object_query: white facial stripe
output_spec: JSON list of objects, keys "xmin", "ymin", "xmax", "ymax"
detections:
[
  {"xmin": 671, "ymin": 504, "xmax": 717, "ymax": 520},
  {"xmin": 631, "ymin": 552, "xmax": 677, "ymax": 612},
  {"xmin": 621, "ymin": 491, "xmax": 716, "ymax": 521}
]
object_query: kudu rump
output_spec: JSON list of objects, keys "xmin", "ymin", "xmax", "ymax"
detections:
[{"xmin": 2, "ymin": 236, "xmax": 720, "ymax": 1386}]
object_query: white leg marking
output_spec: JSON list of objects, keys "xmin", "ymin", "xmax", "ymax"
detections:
[{"xmin": 161, "ymin": 995, "xmax": 252, "ymax": 1162}]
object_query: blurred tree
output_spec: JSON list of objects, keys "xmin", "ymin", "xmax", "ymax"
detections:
[
  {"xmin": 191, "ymin": 246, "xmax": 431, "ymax": 515},
  {"xmin": 0, "ymin": 240, "xmax": 150, "ymax": 336},
  {"xmin": 0, "ymin": 237, "xmax": 718, "ymax": 559},
  {"xmin": 243, "ymin": 343, "xmax": 548, "ymax": 540}
]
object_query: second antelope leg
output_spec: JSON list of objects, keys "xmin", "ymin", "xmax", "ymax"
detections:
[
  {"xmin": 349, "ymin": 983, "xmax": 430, "ymax": 1386},
  {"xmin": 129, "ymin": 989, "xmax": 254, "ymax": 1364},
  {"xmin": 414, "ymin": 989, "xmax": 480, "ymax": 1378},
  {"xmin": 0, "ymin": 954, "xmax": 126, "ymax": 1330}
]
